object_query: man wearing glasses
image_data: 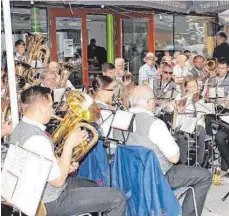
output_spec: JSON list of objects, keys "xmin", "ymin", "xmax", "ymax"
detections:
[
  {"xmin": 150, "ymin": 63, "xmax": 177, "ymax": 99},
  {"xmin": 139, "ymin": 52, "xmax": 157, "ymax": 85}
]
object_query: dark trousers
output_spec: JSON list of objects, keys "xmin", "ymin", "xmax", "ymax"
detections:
[
  {"xmin": 175, "ymin": 126, "xmax": 206, "ymax": 165},
  {"xmin": 165, "ymin": 165, "xmax": 212, "ymax": 216},
  {"xmin": 45, "ymin": 177, "xmax": 126, "ymax": 216},
  {"xmin": 215, "ymin": 129, "xmax": 229, "ymax": 170}
]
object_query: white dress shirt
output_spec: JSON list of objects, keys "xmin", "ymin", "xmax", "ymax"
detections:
[
  {"xmin": 129, "ymin": 107, "xmax": 179, "ymax": 160},
  {"xmin": 22, "ymin": 117, "xmax": 61, "ymax": 182},
  {"xmin": 173, "ymin": 65, "xmax": 189, "ymax": 78}
]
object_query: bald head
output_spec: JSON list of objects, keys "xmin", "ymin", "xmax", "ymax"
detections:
[{"xmin": 130, "ymin": 86, "xmax": 155, "ymax": 112}]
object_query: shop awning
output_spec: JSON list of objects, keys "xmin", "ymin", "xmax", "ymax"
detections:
[
  {"xmin": 218, "ymin": 9, "xmax": 229, "ymax": 25},
  {"xmin": 11, "ymin": 0, "xmax": 193, "ymax": 13},
  {"xmin": 193, "ymin": 1, "xmax": 229, "ymax": 13}
]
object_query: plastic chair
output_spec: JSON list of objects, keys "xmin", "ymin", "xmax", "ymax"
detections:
[{"xmin": 173, "ymin": 187, "xmax": 198, "ymax": 216}]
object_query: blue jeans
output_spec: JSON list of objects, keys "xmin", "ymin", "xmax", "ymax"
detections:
[{"xmin": 45, "ymin": 177, "xmax": 126, "ymax": 216}]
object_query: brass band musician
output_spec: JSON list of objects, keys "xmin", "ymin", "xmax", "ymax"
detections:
[
  {"xmin": 173, "ymin": 76, "xmax": 206, "ymax": 165},
  {"xmin": 9, "ymin": 86, "xmax": 126, "ymax": 216}
]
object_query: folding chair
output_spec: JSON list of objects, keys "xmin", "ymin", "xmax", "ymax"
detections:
[{"xmin": 173, "ymin": 187, "xmax": 198, "ymax": 216}]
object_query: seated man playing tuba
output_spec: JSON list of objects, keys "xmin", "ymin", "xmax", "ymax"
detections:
[{"xmin": 10, "ymin": 86, "xmax": 126, "ymax": 216}]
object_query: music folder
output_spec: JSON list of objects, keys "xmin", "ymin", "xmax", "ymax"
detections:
[
  {"xmin": 53, "ymin": 88, "xmax": 67, "ymax": 103},
  {"xmin": 1, "ymin": 144, "xmax": 52, "ymax": 216},
  {"xmin": 209, "ymin": 87, "xmax": 225, "ymax": 98},
  {"xmin": 111, "ymin": 110, "xmax": 135, "ymax": 132}
]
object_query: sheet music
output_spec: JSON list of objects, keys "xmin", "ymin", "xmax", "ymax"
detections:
[
  {"xmin": 220, "ymin": 116, "xmax": 229, "ymax": 124},
  {"xmin": 1, "ymin": 144, "xmax": 52, "ymax": 216},
  {"xmin": 180, "ymin": 117, "xmax": 198, "ymax": 134},
  {"xmin": 112, "ymin": 110, "xmax": 134, "ymax": 131},
  {"xmin": 53, "ymin": 88, "xmax": 66, "ymax": 103},
  {"xmin": 209, "ymin": 87, "xmax": 225, "ymax": 98}
]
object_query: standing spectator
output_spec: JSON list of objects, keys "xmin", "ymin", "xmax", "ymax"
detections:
[
  {"xmin": 213, "ymin": 31, "xmax": 229, "ymax": 62},
  {"xmin": 14, "ymin": 39, "xmax": 26, "ymax": 62},
  {"xmin": 139, "ymin": 52, "xmax": 157, "ymax": 85}
]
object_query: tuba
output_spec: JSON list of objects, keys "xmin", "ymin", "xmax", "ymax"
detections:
[
  {"xmin": 51, "ymin": 90, "xmax": 101, "ymax": 162},
  {"xmin": 26, "ymin": 33, "xmax": 50, "ymax": 85}
]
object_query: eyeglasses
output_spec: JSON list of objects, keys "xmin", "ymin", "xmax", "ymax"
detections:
[
  {"xmin": 163, "ymin": 71, "xmax": 173, "ymax": 75},
  {"xmin": 102, "ymin": 88, "xmax": 115, "ymax": 92}
]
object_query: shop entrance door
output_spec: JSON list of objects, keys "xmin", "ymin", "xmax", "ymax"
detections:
[
  {"xmin": 50, "ymin": 9, "xmax": 87, "ymax": 87},
  {"xmin": 116, "ymin": 13, "xmax": 154, "ymax": 82}
]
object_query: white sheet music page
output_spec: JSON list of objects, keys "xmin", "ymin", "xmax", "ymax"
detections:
[
  {"xmin": 53, "ymin": 88, "xmax": 66, "ymax": 103},
  {"xmin": 220, "ymin": 116, "xmax": 229, "ymax": 124},
  {"xmin": 112, "ymin": 110, "xmax": 134, "ymax": 131},
  {"xmin": 209, "ymin": 87, "xmax": 225, "ymax": 98},
  {"xmin": 1, "ymin": 144, "xmax": 52, "ymax": 216},
  {"xmin": 180, "ymin": 117, "xmax": 198, "ymax": 134}
]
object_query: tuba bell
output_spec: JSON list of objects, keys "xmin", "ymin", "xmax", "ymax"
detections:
[
  {"xmin": 51, "ymin": 90, "xmax": 101, "ymax": 162},
  {"xmin": 205, "ymin": 59, "xmax": 217, "ymax": 72}
]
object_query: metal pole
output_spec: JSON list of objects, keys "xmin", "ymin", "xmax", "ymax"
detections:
[{"xmin": 3, "ymin": 0, "xmax": 19, "ymax": 128}]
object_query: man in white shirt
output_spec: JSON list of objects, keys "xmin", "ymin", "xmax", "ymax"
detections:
[
  {"xmin": 14, "ymin": 39, "xmax": 27, "ymax": 62},
  {"xmin": 10, "ymin": 86, "xmax": 126, "ymax": 216},
  {"xmin": 115, "ymin": 58, "xmax": 125, "ymax": 82},
  {"xmin": 173, "ymin": 54, "xmax": 189, "ymax": 83},
  {"xmin": 114, "ymin": 85, "xmax": 212, "ymax": 216},
  {"xmin": 48, "ymin": 61, "xmax": 75, "ymax": 89}
]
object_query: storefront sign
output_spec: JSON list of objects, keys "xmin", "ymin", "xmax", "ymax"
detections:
[
  {"xmin": 194, "ymin": 1, "xmax": 229, "ymax": 13},
  {"xmin": 63, "ymin": 39, "xmax": 74, "ymax": 57}
]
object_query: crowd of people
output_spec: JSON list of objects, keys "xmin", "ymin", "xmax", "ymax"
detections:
[{"xmin": 1, "ymin": 30, "xmax": 229, "ymax": 216}]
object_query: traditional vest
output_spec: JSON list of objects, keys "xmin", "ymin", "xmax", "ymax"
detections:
[
  {"xmin": 113, "ymin": 113, "xmax": 173, "ymax": 174},
  {"xmin": 10, "ymin": 121, "xmax": 66, "ymax": 203}
]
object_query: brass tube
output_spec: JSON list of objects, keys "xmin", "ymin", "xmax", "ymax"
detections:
[{"xmin": 51, "ymin": 114, "xmax": 64, "ymax": 122}]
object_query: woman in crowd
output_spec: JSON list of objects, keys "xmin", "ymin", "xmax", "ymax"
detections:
[
  {"xmin": 173, "ymin": 75, "xmax": 206, "ymax": 166},
  {"xmin": 91, "ymin": 75, "xmax": 117, "ymax": 137}
]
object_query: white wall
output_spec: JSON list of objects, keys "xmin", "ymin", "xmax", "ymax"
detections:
[{"xmin": 87, "ymin": 21, "xmax": 106, "ymax": 49}]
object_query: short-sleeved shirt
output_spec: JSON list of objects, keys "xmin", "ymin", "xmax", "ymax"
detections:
[
  {"xmin": 22, "ymin": 117, "xmax": 61, "ymax": 182},
  {"xmin": 139, "ymin": 63, "xmax": 157, "ymax": 85}
]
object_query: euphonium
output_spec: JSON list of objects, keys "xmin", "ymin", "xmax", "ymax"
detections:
[{"xmin": 51, "ymin": 90, "xmax": 101, "ymax": 162}]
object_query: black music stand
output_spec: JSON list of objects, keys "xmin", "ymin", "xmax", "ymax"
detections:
[{"xmin": 98, "ymin": 109, "xmax": 135, "ymax": 187}]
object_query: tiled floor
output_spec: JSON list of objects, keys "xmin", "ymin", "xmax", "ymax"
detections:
[{"xmin": 202, "ymin": 176, "xmax": 229, "ymax": 216}]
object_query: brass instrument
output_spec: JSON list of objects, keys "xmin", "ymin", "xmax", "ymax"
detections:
[
  {"xmin": 27, "ymin": 33, "xmax": 50, "ymax": 65},
  {"xmin": 205, "ymin": 59, "xmax": 217, "ymax": 72},
  {"xmin": 51, "ymin": 90, "xmax": 101, "ymax": 162},
  {"xmin": 58, "ymin": 63, "xmax": 77, "ymax": 88},
  {"xmin": 1, "ymin": 80, "xmax": 10, "ymax": 124},
  {"xmin": 26, "ymin": 33, "xmax": 50, "ymax": 85}
]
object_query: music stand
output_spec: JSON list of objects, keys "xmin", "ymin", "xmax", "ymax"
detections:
[{"xmin": 97, "ymin": 109, "xmax": 135, "ymax": 187}]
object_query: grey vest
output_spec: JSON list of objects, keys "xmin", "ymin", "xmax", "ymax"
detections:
[
  {"xmin": 10, "ymin": 121, "xmax": 66, "ymax": 203},
  {"xmin": 189, "ymin": 68, "xmax": 202, "ymax": 78},
  {"xmin": 113, "ymin": 113, "xmax": 173, "ymax": 174},
  {"xmin": 152, "ymin": 77, "xmax": 177, "ymax": 99}
]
